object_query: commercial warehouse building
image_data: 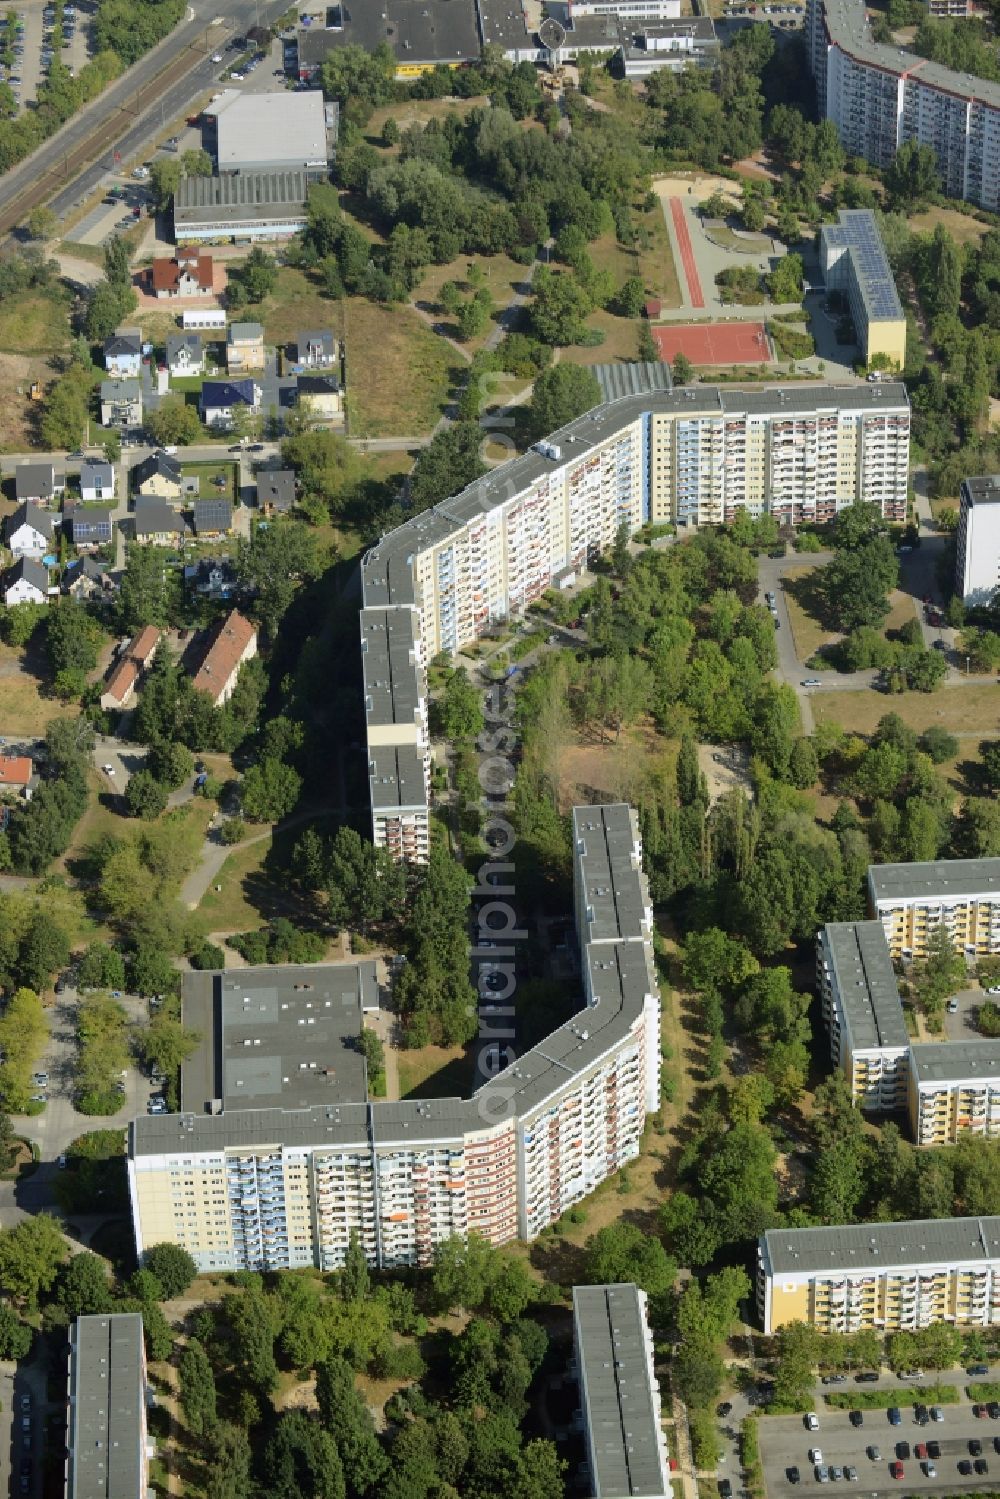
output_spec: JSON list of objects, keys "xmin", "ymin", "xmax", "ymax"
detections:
[
  {"xmin": 572, "ymin": 1284, "xmax": 672, "ymax": 1499},
  {"xmin": 128, "ymin": 804, "xmax": 661, "ymax": 1272},
  {"xmin": 66, "ymin": 1313, "xmax": 149, "ymax": 1499},
  {"xmin": 360, "ymin": 381, "xmax": 908, "ymax": 856},
  {"xmin": 295, "ymin": 0, "xmax": 481, "ymax": 79},
  {"xmin": 956, "ymin": 475, "xmax": 1000, "ymax": 607},
  {"xmin": 757, "ymin": 1216, "xmax": 1000, "ymax": 1334},
  {"xmin": 807, "ymin": 0, "xmax": 1000, "ymax": 209},
  {"xmin": 868, "ymin": 858, "xmax": 1000, "ymax": 959},
  {"xmin": 819, "ymin": 209, "xmax": 907, "ymax": 370},
  {"xmin": 172, "ymin": 171, "xmax": 311, "ymax": 245},
  {"xmin": 212, "ymin": 91, "xmax": 331, "ymax": 173}
]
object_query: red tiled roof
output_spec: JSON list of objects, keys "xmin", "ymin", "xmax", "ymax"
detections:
[
  {"xmin": 191, "ymin": 609, "xmax": 257, "ymax": 703},
  {"xmin": 129, "ymin": 625, "xmax": 161, "ymax": 663},
  {"xmin": 0, "ymin": 756, "xmax": 32, "ymax": 787},
  {"xmin": 150, "ymin": 254, "xmax": 214, "ymax": 292},
  {"xmin": 102, "ymin": 657, "xmax": 139, "ymax": 705}
]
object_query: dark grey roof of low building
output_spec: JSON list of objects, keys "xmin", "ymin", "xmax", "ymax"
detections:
[
  {"xmin": 297, "ymin": 0, "xmax": 481, "ymax": 66},
  {"xmin": 256, "ymin": 468, "xmax": 295, "ymax": 509},
  {"xmin": 66, "ymin": 508, "xmax": 113, "ymax": 537},
  {"xmin": 294, "ymin": 329, "xmax": 335, "ymax": 359},
  {"xmin": 192, "ymin": 497, "xmax": 233, "ymax": 534},
  {"xmin": 67, "ymin": 1313, "xmax": 145, "ymax": 1499},
  {"xmin": 80, "ymin": 460, "xmax": 114, "ymax": 487},
  {"xmin": 589, "ymin": 361, "xmax": 673, "ymax": 403},
  {"xmin": 173, "ymin": 170, "xmax": 311, "ymax": 227},
  {"xmin": 133, "ymin": 495, "xmax": 185, "ymax": 535},
  {"xmin": 103, "ymin": 330, "xmax": 142, "ymax": 358},
  {"xmin": 202, "ymin": 379, "xmax": 256, "ymax": 409},
  {"xmin": 7, "ymin": 556, "xmax": 49, "ymax": 591},
  {"xmin": 8, "ymin": 501, "xmax": 54, "ymax": 539},
  {"xmin": 166, "ymin": 334, "xmax": 202, "ymax": 364},
  {"xmin": 297, "ymin": 373, "xmax": 341, "ymax": 396},
  {"xmin": 14, "ymin": 463, "xmax": 57, "ymax": 499},
  {"xmin": 133, "ymin": 452, "xmax": 182, "ymax": 488}
]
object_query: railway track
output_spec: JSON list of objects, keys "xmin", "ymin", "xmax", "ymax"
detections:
[{"xmin": 0, "ymin": 23, "xmax": 210, "ymax": 242}]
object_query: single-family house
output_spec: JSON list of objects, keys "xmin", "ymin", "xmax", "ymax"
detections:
[
  {"xmin": 63, "ymin": 504, "xmax": 113, "ymax": 548},
  {"xmin": 192, "ymin": 497, "xmax": 233, "ymax": 537},
  {"xmin": 103, "ymin": 329, "xmax": 142, "ymax": 378},
  {"xmin": 256, "ymin": 468, "xmax": 295, "ymax": 513},
  {"xmin": 0, "ymin": 756, "xmax": 36, "ymax": 800},
  {"xmin": 14, "ymin": 463, "xmax": 63, "ymax": 506},
  {"xmin": 80, "ymin": 459, "xmax": 116, "ymax": 502},
  {"xmin": 191, "ymin": 608, "xmax": 257, "ymax": 706},
  {"xmin": 100, "ymin": 379, "xmax": 143, "ymax": 429},
  {"xmin": 290, "ymin": 330, "xmax": 337, "ymax": 369},
  {"xmin": 6, "ymin": 502, "xmax": 55, "ymax": 558},
  {"xmin": 132, "ymin": 495, "xmax": 187, "ymax": 545},
  {"xmin": 200, "ymin": 379, "xmax": 260, "ymax": 429},
  {"xmin": 100, "ymin": 624, "xmax": 161, "ymax": 710},
  {"xmin": 226, "ymin": 322, "xmax": 265, "ymax": 374},
  {"xmin": 184, "ymin": 558, "xmax": 236, "ymax": 599},
  {"xmin": 64, "ymin": 557, "xmax": 113, "ymax": 601},
  {"xmin": 165, "ymin": 334, "xmax": 205, "ymax": 379},
  {"xmin": 132, "ymin": 452, "xmax": 183, "ymax": 502},
  {"xmin": 3, "ymin": 557, "xmax": 49, "ymax": 607},
  {"xmin": 296, "ymin": 373, "xmax": 342, "ymax": 420},
  {"xmin": 150, "ymin": 249, "xmax": 214, "ymax": 300}
]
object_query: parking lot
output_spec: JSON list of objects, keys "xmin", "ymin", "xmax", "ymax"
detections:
[
  {"xmin": 2, "ymin": 0, "xmax": 94, "ymax": 117},
  {"xmin": 759, "ymin": 1398, "xmax": 1000, "ymax": 1498},
  {"xmin": 941, "ymin": 986, "xmax": 996, "ymax": 1041}
]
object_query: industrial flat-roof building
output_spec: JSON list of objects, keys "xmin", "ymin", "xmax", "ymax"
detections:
[
  {"xmin": 956, "ymin": 475, "xmax": 1000, "ymax": 607},
  {"xmin": 295, "ymin": 0, "xmax": 482, "ymax": 78},
  {"xmin": 817, "ymin": 921, "xmax": 909, "ymax": 1113},
  {"xmin": 127, "ymin": 805, "xmax": 661, "ymax": 1273},
  {"xmin": 213, "ymin": 91, "xmax": 330, "ymax": 173},
  {"xmin": 173, "ymin": 171, "xmax": 311, "ymax": 244},
  {"xmin": 868, "ymin": 859, "xmax": 1000, "ymax": 959},
  {"xmin": 66, "ymin": 1313, "xmax": 149, "ymax": 1499},
  {"xmin": 819, "ymin": 210, "xmax": 906, "ymax": 370},
  {"xmin": 572, "ymin": 1284, "xmax": 671, "ymax": 1499},
  {"xmin": 758, "ymin": 1216, "xmax": 1000, "ymax": 1334}
]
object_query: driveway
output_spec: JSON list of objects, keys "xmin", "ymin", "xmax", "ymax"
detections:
[{"xmin": 8, "ymin": 985, "xmax": 159, "ymax": 1167}]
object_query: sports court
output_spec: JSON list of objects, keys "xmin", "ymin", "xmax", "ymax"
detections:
[{"xmin": 652, "ymin": 321, "xmax": 771, "ymax": 366}]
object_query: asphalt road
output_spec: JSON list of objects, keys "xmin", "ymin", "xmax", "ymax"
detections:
[
  {"xmin": 0, "ymin": 0, "xmax": 291, "ymax": 237},
  {"xmin": 759, "ymin": 1397, "xmax": 1000, "ymax": 1499}
]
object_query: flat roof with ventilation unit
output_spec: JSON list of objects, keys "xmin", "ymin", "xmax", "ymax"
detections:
[
  {"xmin": 180, "ymin": 964, "xmax": 377, "ymax": 1113},
  {"xmin": 869, "ymin": 858, "xmax": 1000, "ymax": 906},
  {"xmin": 67, "ymin": 1313, "xmax": 145, "ymax": 1499},
  {"xmin": 763, "ymin": 1215, "xmax": 1000, "ymax": 1276},
  {"xmin": 821, "ymin": 920, "xmax": 908, "ymax": 1052}
]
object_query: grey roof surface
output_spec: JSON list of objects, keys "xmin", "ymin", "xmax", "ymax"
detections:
[
  {"xmin": 962, "ymin": 475, "xmax": 1000, "ymax": 508},
  {"xmin": 193, "ymin": 497, "xmax": 233, "ymax": 534},
  {"xmin": 180, "ymin": 964, "xmax": 377, "ymax": 1114},
  {"xmin": 67, "ymin": 1313, "xmax": 144, "ymax": 1499},
  {"xmin": 256, "ymin": 468, "xmax": 295, "ymax": 509},
  {"xmin": 66, "ymin": 508, "xmax": 113, "ymax": 538},
  {"xmin": 8, "ymin": 556, "xmax": 48, "ymax": 591},
  {"xmin": 100, "ymin": 379, "xmax": 141, "ymax": 400},
  {"xmin": 133, "ymin": 452, "xmax": 182, "ymax": 487},
  {"xmin": 573, "ymin": 804, "xmax": 647, "ymax": 945},
  {"xmin": 13, "ymin": 463, "xmax": 57, "ymax": 499},
  {"xmin": 298, "ymin": 373, "xmax": 341, "ymax": 395},
  {"xmin": 573, "ymin": 1284, "xmax": 668, "ymax": 1499},
  {"xmin": 215, "ymin": 91, "xmax": 328, "ymax": 170},
  {"xmin": 133, "ymin": 496, "xmax": 185, "ymax": 536},
  {"xmin": 297, "ymin": 0, "xmax": 481, "ymax": 66},
  {"xmin": 174, "ymin": 170, "xmax": 310, "ymax": 227},
  {"xmin": 869, "ymin": 858, "xmax": 1000, "ymax": 905},
  {"xmin": 80, "ymin": 460, "xmax": 114, "ymax": 486},
  {"xmin": 295, "ymin": 329, "xmax": 335, "ymax": 359},
  {"xmin": 820, "ymin": 210, "xmax": 903, "ymax": 323},
  {"xmin": 589, "ymin": 361, "xmax": 673, "ymax": 403},
  {"xmin": 821, "ymin": 921, "xmax": 908, "ymax": 1052},
  {"xmin": 819, "ymin": 0, "xmax": 1000, "ymax": 112},
  {"xmin": 8, "ymin": 501, "xmax": 54, "ymax": 539},
  {"xmin": 360, "ymin": 607, "xmax": 422, "ymax": 731},
  {"xmin": 910, "ymin": 1039, "xmax": 1000, "ymax": 1085},
  {"xmin": 166, "ymin": 334, "xmax": 201, "ymax": 364},
  {"xmin": 368, "ymin": 743, "xmax": 427, "ymax": 812},
  {"xmin": 763, "ymin": 1216, "xmax": 1000, "ymax": 1276},
  {"xmin": 228, "ymin": 323, "xmax": 264, "ymax": 343},
  {"xmin": 361, "ymin": 382, "xmax": 909, "ymax": 609},
  {"xmin": 620, "ymin": 14, "xmax": 717, "ymax": 43},
  {"xmin": 104, "ymin": 330, "xmax": 141, "ymax": 357}
]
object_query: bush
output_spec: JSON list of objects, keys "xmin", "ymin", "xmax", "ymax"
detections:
[
  {"xmin": 228, "ymin": 919, "xmax": 325, "ymax": 966},
  {"xmin": 826, "ymin": 1385, "xmax": 959, "ymax": 1409},
  {"xmin": 189, "ymin": 941, "xmax": 225, "ymax": 971}
]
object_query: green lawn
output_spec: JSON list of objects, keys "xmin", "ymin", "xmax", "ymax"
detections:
[
  {"xmin": 0, "ymin": 289, "xmax": 72, "ymax": 356},
  {"xmin": 180, "ymin": 461, "xmax": 238, "ymax": 503}
]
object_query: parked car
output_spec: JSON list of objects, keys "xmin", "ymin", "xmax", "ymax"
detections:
[
  {"xmin": 866, "ymin": 1447, "xmax": 881, "ymax": 1463},
  {"xmin": 969, "ymin": 1364, "xmax": 990, "ymax": 1375},
  {"xmin": 976, "ymin": 1459, "xmax": 990, "ymax": 1476},
  {"xmin": 889, "ymin": 1462, "xmax": 904, "ymax": 1480},
  {"xmin": 805, "ymin": 1413, "xmax": 820, "ymax": 1431},
  {"xmin": 970, "ymin": 1440, "xmax": 984, "ymax": 1456},
  {"xmin": 849, "ymin": 1411, "xmax": 863, "ymax": 1428},
  {"xmin": 888, "ymin": 1408, "xmax": 902, "ymax": 1426},
  {"xmin": 809, "ymin": 1449, "xmax": 823, "ymax": 1466},
  {"xmin": 923, "ymin": 1462, "xmax": 937, "ymax": 1478},
  {"xmin": 814, "ymin": 1467, "xmax": 829, "ymax": 1484},
  {"xmin": 857, "ymin": 1372, "xmax": 879, "ymax": 1383},
  {"xmin": 843, "ymin": 1468, "xmax": 857, "ymax": 1483},
  {"xmin": 830, "ymin": 1468, "xmax": 844, "ymax": 1482},
  {"xmin": 946, "ymin": 998, "xmax": 960, "ymax": 1012},
  {"xmin": 959, "ymin": 1459, "xmax": 974, "ymax": 1476},
  {"xmin": 895, "ymin": 1443, "xmax": 910, "ymax": 1461},
  {"xmin": 928, "ymin": 1441, "xmax": 941, "ymax": 1458}
]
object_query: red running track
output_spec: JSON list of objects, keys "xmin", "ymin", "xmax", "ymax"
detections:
[{"xmin": 669, "ymin": 197, "xmax": 705, "ymax": 309}]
